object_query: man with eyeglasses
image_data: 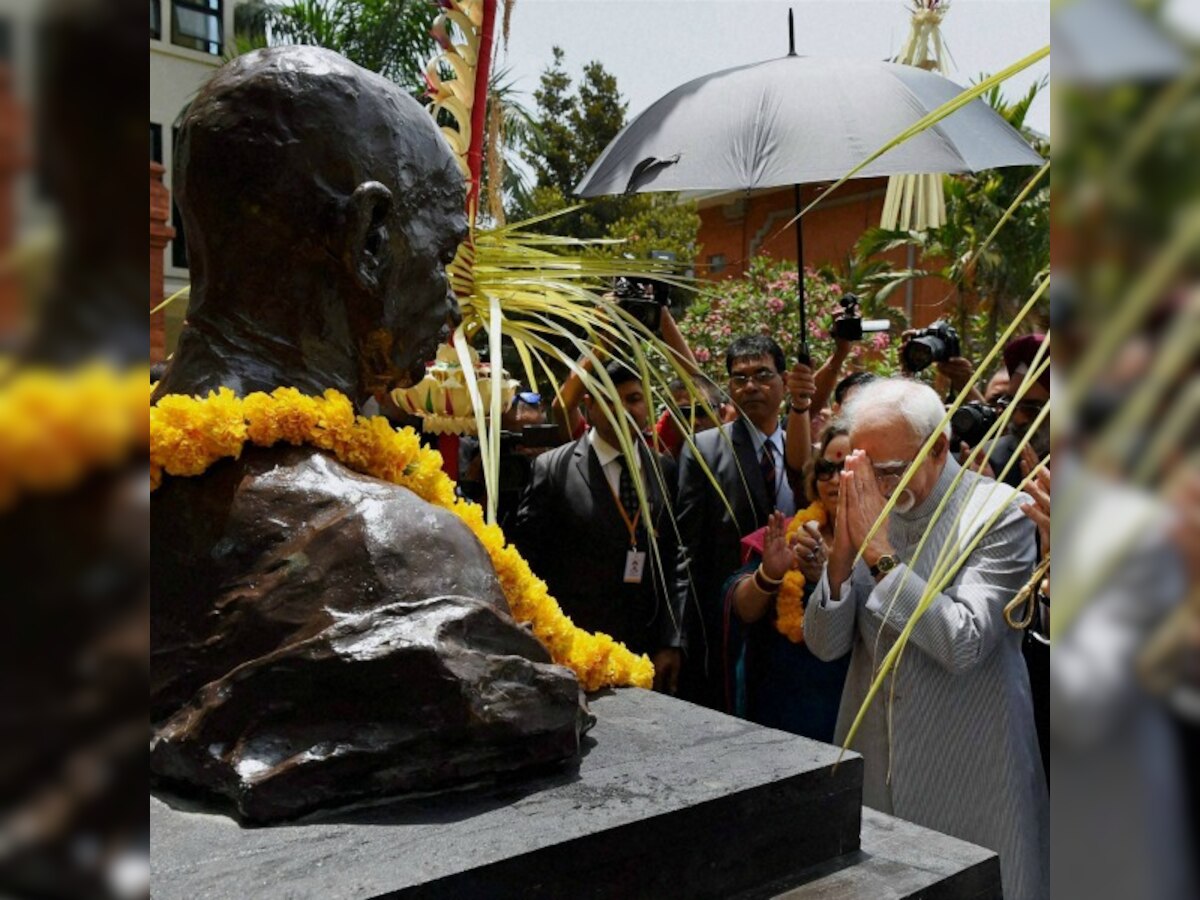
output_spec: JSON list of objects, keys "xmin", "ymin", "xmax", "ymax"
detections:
[
  {"xmin": 674, "ymin": 335, "xmax": 816, "ymax": 711},
  {"xmin": 804, "ymin": 376, "xmax": 1047, "ymax": 900}
]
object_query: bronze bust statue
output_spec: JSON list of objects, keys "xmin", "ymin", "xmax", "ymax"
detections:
[{"xmin": 150, "ymin": 47, "xmax": 588, "ymax": 823}]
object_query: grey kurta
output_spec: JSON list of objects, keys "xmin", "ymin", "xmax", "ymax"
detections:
[{"xmin": 805, "ymin": 457, "xmax": 1048, "ymax": 900}]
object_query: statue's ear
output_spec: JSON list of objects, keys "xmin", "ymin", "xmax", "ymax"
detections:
[{"xmin": 344, "ymin": 181, "xmax": 394, "ymax": 293}]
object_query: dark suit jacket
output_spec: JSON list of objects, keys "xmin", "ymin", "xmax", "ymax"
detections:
[
  {"xmin": 674, "ymin": 417, "xmax": 804, "ymax": 710},
  {"xmin": 512, "ymin": 436, "xmax": 683, "ymax": 656}
]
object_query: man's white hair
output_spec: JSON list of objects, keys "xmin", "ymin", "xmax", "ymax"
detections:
[{"xmin": 841, "ymin": 377, "xmax": 951, "ymax": 442}]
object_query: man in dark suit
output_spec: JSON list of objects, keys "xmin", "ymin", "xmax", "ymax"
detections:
[
  {"xmin": 674, "ymin": 336, "xmax": 816, "ymax": 711},
  {"xmin": 513, "ymin": 362, "xmax": 684, "ymax": 693}
]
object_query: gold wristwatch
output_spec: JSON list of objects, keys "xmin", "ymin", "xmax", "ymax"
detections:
[{"xmin": 869, "ymin": 554, "xmax": 900, "ymax": 578}]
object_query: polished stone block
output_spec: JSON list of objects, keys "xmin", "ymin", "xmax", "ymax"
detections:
[{"xmin": 152, "ymin": 689, "xmax": 862, "ymax": 899}]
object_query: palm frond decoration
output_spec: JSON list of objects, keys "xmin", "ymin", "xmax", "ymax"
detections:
[
  {"xmin": 881, "ymin": 0, "xmax": 952, "ymax": 231},
  {"xmin": 417, "ymin": 0, "xmax": 709, "ymax": 533}
]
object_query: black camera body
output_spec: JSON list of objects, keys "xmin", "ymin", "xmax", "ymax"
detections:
[
  {"xmin": 613, "ymin": 276, "xmax": 669, "ymax": 334},
  {"xmin": 950, "ymin": 401, "xmax": 998, "ymax": 448},
  {"xmin": 901, "ymin": 320, "xmax": 961, "ymax": 372},
  {"xmin": 831, "ymin": 293, "xmax": 891, "ymax": 342}
]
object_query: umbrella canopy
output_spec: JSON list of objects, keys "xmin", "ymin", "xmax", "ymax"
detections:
[{"xmin": 575, "ymin": 54, "xmax": 1043, "ymax": 197}]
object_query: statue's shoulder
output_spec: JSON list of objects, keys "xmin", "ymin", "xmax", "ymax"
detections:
[{"xmin": 151, "ymin": 444, "xmax": 466, "ymax": 565}]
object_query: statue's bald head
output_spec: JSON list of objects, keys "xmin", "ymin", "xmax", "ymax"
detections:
[{"xmin": 174, "ymin": 46, "xmax": 468, "ymax": 393}]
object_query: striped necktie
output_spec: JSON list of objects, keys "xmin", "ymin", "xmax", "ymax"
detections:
[
  {"xmin": 617, "ymin": 456, "xmax": 640, "ymax": 520},
  {"xmin": 760, "ymin": 441, "xmax": 777, "ymax": 501}
]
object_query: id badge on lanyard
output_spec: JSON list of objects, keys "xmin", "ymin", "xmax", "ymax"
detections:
[
  {"xmin": 623, "ymin": 549, "xmax": 647, "ymax": 584},
  {"xmin": 608, "ymin": 474, "xmax": 646, "ymax": 584}
]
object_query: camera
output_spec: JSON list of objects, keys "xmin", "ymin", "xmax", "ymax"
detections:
[
  {"xmin": 831, "ymin": 293, "xmax": 891, "ymax": 342},
  {"xmin": 950, "ymin": 401, "xmax": 998, "ymax": 448},
  {"xmin": 613, "ymin": 276, "xmax": 669, "ymax": 333},
  {"xmin": 495, "ymin": 424, "xmax": 560, "ymax": 494},
  {"xmin": 901, "ymin": 320, "xmax": 961, "ymax": 372}
]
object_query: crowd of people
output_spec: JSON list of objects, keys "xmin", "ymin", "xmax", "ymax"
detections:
[{"xmin": 419, "ymin": 318, "xmax": 1056, "ymax": 899}]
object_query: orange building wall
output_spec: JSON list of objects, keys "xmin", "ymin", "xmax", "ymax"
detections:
[
  {"xmin": 149, "ymin": 162, "xmax": 176, "ymax": 364},
  {"xmin": 694, "ymin": 178, "xmax": 958, "ymax": 329}
]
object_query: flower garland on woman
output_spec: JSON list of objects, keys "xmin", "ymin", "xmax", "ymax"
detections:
[
  {"xmin": 150, "ymin": 384, "xmax": 653, "ymax": 691},
  {"xmin": 721, "ymin": 422, "xmax": 853, "ymax": 742}
]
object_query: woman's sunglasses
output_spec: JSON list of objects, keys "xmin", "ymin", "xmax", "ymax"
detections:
[{"xmin": 815, "ymin": 458, "xmax": 845, "ymax": 482}]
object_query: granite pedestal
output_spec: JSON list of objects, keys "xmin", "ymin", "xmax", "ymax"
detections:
[{"xmin": 151, "ymin": 689, "xmax": 1000, "ymax": 899}]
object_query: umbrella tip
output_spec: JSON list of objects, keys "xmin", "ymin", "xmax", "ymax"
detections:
[{"xmin": 788, "ymin": 8, "xmax": 796, "ymax": 56}]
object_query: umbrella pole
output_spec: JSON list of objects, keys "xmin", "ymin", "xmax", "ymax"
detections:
[{"xmin": 793, "ymin": 182, "xmax": 809, "ymax": 365}]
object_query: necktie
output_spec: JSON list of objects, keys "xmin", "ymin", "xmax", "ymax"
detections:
[
  {"xmin": 760, "ymin": 441, "xmax": 777, "ymax": 501},
  {"xmin": 617, "ymin": 456, "xmax": 640, "ymax": 521}
]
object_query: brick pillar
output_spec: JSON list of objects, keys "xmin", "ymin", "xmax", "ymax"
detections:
[
  {"xmin": 149, "ymin": 161, "xmax": 175, "ymax": 363},
  {"xmin": 0, "ymin": 64, "xmax": 26, "ymax": 336}
]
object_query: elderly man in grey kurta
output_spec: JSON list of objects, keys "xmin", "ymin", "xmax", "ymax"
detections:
[{"xmin": 805, "ymin": 378, "xmax": 1048, "ymax": 900}]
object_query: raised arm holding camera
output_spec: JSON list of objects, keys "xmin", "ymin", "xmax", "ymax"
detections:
[{"xmin": 550, "ymin": 277, "xmax": 698, "ymax": 443}]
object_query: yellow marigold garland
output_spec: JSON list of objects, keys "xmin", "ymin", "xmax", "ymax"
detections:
[
  {"xmin": 150, "ymin": 385, "xmax": 654, "ymax": 691},
  {"xmin": 0, "ymin": 364, "xmax": 150, "ymax": 509},
  {"xmin": 774, "ymin": 501, "xmax": 828, "ymax": 643}
]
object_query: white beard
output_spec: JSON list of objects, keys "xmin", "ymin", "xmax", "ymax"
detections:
[{"xmin": 892, "ymin": 488, "xmax": 916, "ymax": 514}]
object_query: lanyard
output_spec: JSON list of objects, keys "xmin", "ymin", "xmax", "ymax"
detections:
[{"xmin": 605, "ymin": 470, "xmax": 642, "ymax": 549}]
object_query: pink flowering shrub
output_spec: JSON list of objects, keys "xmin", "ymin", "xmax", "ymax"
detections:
[{"xmin": 678, "ymin": 257, "xmax": 908, "ymax": 384}]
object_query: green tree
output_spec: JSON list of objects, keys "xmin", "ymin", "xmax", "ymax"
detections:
[
  {"xmin": 855, "ymin": 77, "xmax": 1050, "ymax": 359},
  {"xmin": 522, "ymin": 47, "xmax": 578, "ymax": 198},
  {"xmin": 517, "ymin": 47, "xmax": 700, "ymax": 269},
  {"xmin": 604, "ymin": 196, "xmax": 701, "ymax": 267},
  {"xmin": 232, "ymin": 0, "xmax": 438, "ymax": 95}
]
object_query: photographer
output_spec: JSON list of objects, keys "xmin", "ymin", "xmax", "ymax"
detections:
[
  {"xmin": 982, "ymin": 334, "xmax": 1050, "ymax": 488},
  {"xmin": 898, "ymin": 323, "xmax": 987, "ymax": 405},
  {"xmin": 457, "ymin": 391, "xmax": 561, "ymax": 532},
  {"xmin": 899, "ymin": 324, "xmax": 1004, "ymax": 476}
]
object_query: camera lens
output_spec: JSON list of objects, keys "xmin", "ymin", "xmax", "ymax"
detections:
[
  {"xmin": 950, "ymin": 402, "xmax": 998, "ymax": 447},
  {"xmin": 902, "ymin": 338, "xmax": 935, "ymax": 371}
]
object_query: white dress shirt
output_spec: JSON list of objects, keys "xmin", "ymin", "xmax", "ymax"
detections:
[{"xmin": 589, "ymin": 429, "xmax": 642, "ymax": 498}]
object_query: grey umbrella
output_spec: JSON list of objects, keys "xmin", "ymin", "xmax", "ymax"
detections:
[{"xmin": 574, "ymin": 16, "xmax": 1043, "ymax": 359}]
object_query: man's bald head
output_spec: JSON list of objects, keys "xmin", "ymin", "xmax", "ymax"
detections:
[
  {"xmin": 168, "ymin": 46, "xmax": 469, "ymax": 397},
  {"xmin": 176, "ymin": 46, "xmax": 464, "ymax": 272},
  {"xmin": 842, "ymin": 377, "xmax": 952, "ymax": 510}
]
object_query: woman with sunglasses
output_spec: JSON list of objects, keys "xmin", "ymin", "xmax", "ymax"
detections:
[{"xmin": 720, "ymin": 423, "xmax": 852, "ymax": 741}]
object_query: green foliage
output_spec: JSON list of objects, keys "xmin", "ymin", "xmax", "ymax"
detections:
[
  {"xmin": 603, "ymin": 195, "xmax": 702, "ymax": 266},
  {"xmin": 231, "ymin": 0, "xmax": 437, "ymax": 95},
  {"xmin": 855, "ymin": 78, "xmax": 1050, "ymax": 360},
  {"xmin": 523, "ymin": 47, "xmax": 579, "ymax": 198},
  {"xmin": 676, "ymin": 257, "xmax": 907, "ymax": 384},
  {"xmin": 516, "ymin": 47, "xmax": 700, "ymax": 266}
]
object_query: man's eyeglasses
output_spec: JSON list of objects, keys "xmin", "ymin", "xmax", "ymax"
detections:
[
  {"xmin": 729, "ymin": 369, "xmax": 780, "ymax": 389},
  {"xmin": 871, "ymin": 460, "xmax": 912, "ymax": 491},
  {"xmin": 815, "ymin": 458, "xmax": 844, "ymax": 482},
  {"xmin": 676, "ymin": 405, "xmax": 713, "ymax": 420}
]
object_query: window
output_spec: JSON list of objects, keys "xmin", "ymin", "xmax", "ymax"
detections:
[
  {"xmin": 171, "ymin": 126, "xmax": 188, "ymax": 269},
  {"xmin": 150, "ymin": 0, "xmax": 161, "ymax": 40},
  {"xmin": 150, "ymin": 123, "xmax": 163, "ymax": 164},
  {"xmin": 171, "ymin": 0, "xmax": 221, "ymax": 55},
  {"xmin": 707, "ymin": 254, "xmax": 727, "ymax": 275}
]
